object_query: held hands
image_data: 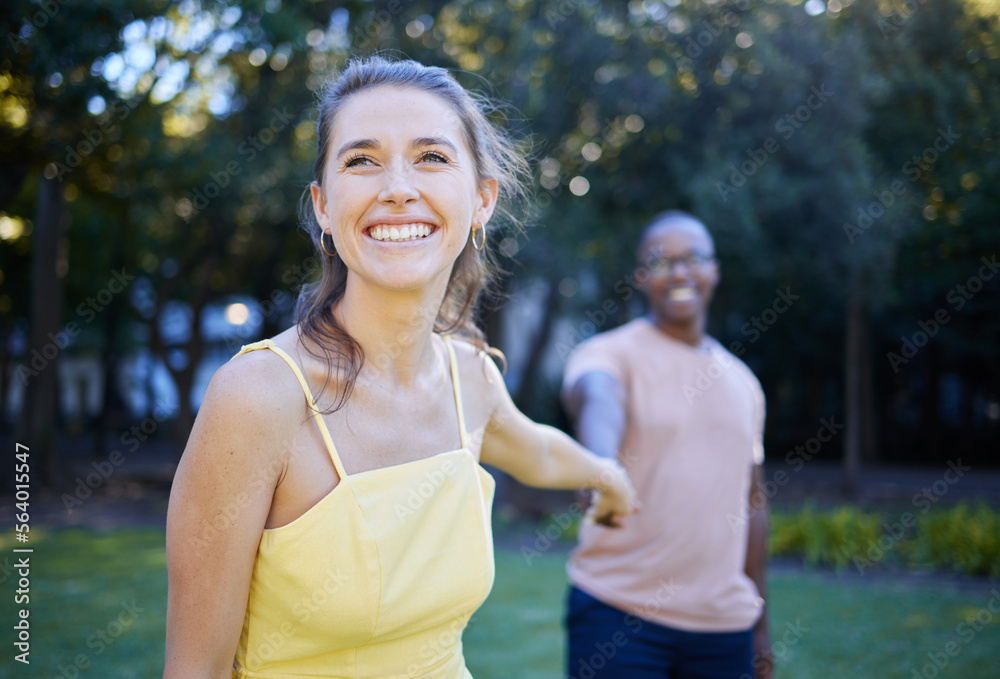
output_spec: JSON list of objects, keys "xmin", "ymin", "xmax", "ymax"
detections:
[{"xmin": 586, "ymin": 459, "xmax": 639, "ymax": 528}]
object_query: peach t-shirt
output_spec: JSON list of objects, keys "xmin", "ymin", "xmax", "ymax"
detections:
[{"xmin": 562, "ymin": 317, "xmax": 765, "ymax": 632}]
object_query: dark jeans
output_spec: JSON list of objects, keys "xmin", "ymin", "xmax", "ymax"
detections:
[{"xmin": 565, "ymin": 586, "xmax": 755, "ymax": 679}]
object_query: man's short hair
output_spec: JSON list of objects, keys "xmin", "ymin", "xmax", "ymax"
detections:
[{"xmin": 637, "ymin": 211, "xmax": 715, "ymax": 261}]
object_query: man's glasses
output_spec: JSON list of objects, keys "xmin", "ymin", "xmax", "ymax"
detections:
[{"xmin": 645, "ymin": 251, "xmax": 716, "ymax": 276}]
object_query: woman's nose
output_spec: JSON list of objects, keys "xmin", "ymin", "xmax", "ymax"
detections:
[{"xmin": 378, "ymin": 165, "xmax": 419, "ymax": 205}]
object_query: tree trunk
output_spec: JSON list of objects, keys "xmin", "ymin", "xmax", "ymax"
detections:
[
  {"xmin": 921, "ymin": 344, "xmax": 942, "ymax": 464},
  {"xmin": 170, "ymin": 296, "xmax": 207, "ymax": 452},
  {"xmin": 148, "ymin": 258, "xmax": 216, "ymax": 459},
  {"xmin": 859, "ymin": 305, "xmax": 878, "ymax": 465},
  {"xmin": 14, "ymin": 176, "xmax": 68, "ymax": 488},
  {"xmin": 94, "ymin": 290, "xmax": 122, "ymax": 456},
  {"xmin": 843, "ymin": 295, "xmax": 864, "ymax": 498}
]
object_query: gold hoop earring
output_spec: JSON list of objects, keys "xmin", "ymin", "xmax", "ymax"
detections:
[
  {"xmin": 471, "ymin": 222, "xmax": 486, "ymax": 251},
  {"xmin": 320, "ymin": 232, "xmax": 336, "ymax": 257}
]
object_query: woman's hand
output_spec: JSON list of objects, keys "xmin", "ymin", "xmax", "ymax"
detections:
[{"xmin": 586, "ymin": 459, "xmax": 639, "ymax": 528}]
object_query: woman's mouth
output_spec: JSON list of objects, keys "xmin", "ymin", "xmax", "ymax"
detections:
[{"xmin": 367, "ymin": 223, "xmax": 434, "ymax": 242}]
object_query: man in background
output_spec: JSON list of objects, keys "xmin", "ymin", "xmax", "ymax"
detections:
[{"xmin": 562, "ymin": 211, "xmax": 772, "ymax": 679}]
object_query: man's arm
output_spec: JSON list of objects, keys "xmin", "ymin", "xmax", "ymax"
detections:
[
  {"xmin": 745, "ymin": 463, "xmax": 773, "ymax": 679},
  {"xmin": 561, "ymin": 371, "xmax": 627, "ymax": 460}
]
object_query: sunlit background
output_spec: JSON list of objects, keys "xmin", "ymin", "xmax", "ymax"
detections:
[
  {"xmin": 1, "ymin": 0, "xmax": 999, "ymax": 675},
  {"xmin": 4, "ymin": 0, "xmax": 999, "ymax": 479}
]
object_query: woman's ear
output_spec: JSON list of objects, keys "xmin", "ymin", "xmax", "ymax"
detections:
[
  {"xmin": 476, "ymin": 178, "xmax": 499, "ymax": 225},
  {"xmin": 310, "ymin": 181, "xmax": 330, "ymax": 232}
]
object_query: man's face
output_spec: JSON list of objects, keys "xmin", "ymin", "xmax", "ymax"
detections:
[{"xmin": 636, "ymin": 220, "xmax": 719, "ymax": 327}]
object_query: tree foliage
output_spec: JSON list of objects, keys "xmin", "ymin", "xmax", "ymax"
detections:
[{"xmin": 1, "ymin": 0, "xmax": 997, "ymax": 474}]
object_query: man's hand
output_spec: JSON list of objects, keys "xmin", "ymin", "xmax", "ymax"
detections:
[{"xmin": 585, "ymin": 460, "xmax": 639, "ymax": 528}]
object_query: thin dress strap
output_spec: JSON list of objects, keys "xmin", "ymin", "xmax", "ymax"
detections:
[
  {"xmin": 232, "ymin": 339, "xmax": 348, "ymax": 480},
  {"xmin": 442, "ymin": 335, "xmax": 470, "ymax": 450}
]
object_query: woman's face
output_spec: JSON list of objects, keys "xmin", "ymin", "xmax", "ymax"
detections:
[{"xmin": 311, "ymin": 85, "xmax": 497, "ymax": 295}]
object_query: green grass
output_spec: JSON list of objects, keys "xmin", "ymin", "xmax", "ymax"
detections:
[
  {"xmin": 1, "ymin": 529, "xmax": 999, "ymax": 678},
  {"xmin": 468, "ymin": 551, "xmax": 1000, "ymax": 679},
  {"xmin": 0, "ymin": 528, "xmax": 168, "ymax": 679}
]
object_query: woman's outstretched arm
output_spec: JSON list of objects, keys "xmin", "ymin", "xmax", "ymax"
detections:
[{"xmin": 476, "ymin": 355, "xmax": 637, "ymax": 526}]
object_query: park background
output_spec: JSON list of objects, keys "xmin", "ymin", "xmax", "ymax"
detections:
[{"xmin": 1, "ymin": 0, "xmax": 999, "ymax": 677}]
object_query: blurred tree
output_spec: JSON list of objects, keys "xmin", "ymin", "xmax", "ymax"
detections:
[
  {"xmin": 433, "ymin": 0, "xmax": 999, "ymax": 480},
  {"xmin": 2, "ymin": 0, "xmax": 165, "ymax": 483},
  {"xmin": 853, "ymin": 0, "xmax": 1000, "ymax": 464},
  {"xmin": 2, "ymin": 0, "xmax": 997, "ymax": 492}
]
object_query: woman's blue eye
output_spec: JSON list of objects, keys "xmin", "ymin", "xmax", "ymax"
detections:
[{"xmin": 421, "ymin": 152, "xmax": 448, "ymax": 163}]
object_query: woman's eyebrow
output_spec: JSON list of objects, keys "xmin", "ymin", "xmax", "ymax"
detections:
[
  {"xmin": 412, "ymin": 136, "xmax": 458, "ymax": 153},
  {"xmin": 336, "ymin": 138, "xmax": 380, "ymax": 159}
]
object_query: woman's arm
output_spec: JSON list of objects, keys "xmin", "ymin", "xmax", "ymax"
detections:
[
  {"xmin": 477, "ymin": 358, "xmax": 636, "ymax": 526},
  {"xmin": 164, "ymin": 356, "xmax": 291, "ymax": 678}
]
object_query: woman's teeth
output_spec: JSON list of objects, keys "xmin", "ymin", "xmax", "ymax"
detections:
[
  {"xmin": 669, "ymin": 287, "xmax": 696, "ymax": 301},
  {"xmin": 369, "ymin": 224, "xmax": 432, "ymax": 242}
]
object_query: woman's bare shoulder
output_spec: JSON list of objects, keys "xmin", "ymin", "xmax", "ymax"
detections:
[
  {"xmin": 201, "ymin": 334, "xmax": 309, "ymax": 440},
  {"xmin": 446, "ymin": 335, "xmax": 507, "ymax": 405}
]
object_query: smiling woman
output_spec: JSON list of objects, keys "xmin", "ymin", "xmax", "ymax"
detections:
[{"xmin": 163, "ymin": 57, "xmax": 637, "ymax": 679}]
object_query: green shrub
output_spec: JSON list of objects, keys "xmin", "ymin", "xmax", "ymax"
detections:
[
  {"xmin": 770, "ymin": 506, "xmax": 888, "ymax": 571},
  {"xmin": 769, "ymin": 502, "xmax": 1000, "ymax": 577},
  {"xmin": 905, "ymin": 501, "xmax": 1000, "ymax": 577}
]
